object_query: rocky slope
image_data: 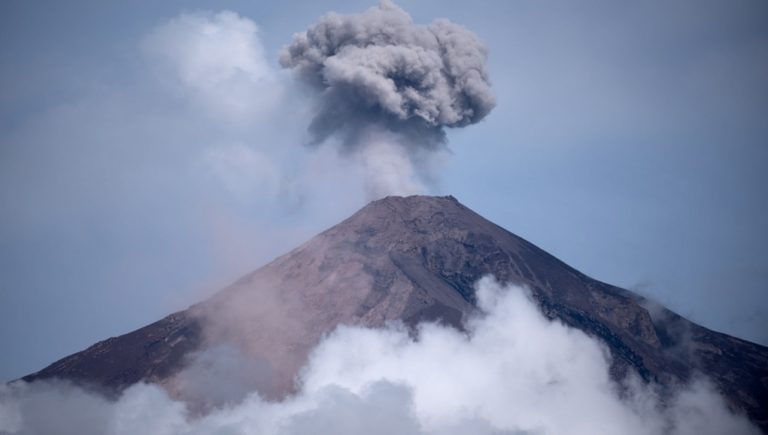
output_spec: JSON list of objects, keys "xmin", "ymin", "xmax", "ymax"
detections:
[{"xmin": 23, "ymin": 195, "xmax": 768, "ymax": 428}]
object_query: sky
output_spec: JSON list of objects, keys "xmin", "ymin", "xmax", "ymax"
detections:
[{"xmin": 1, "ymin": 0, "xmax": 767, "ymax": 383}]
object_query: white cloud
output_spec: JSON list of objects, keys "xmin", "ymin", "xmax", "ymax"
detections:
[
  {"xmin": 143, "ymin": 10, "xmax": 280, "ymax": 122},
  {"xmin": 0, "ymin": 278, "xmax": 757, "ymax": 435}
]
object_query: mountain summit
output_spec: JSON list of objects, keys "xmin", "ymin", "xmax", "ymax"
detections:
[{"xmin": 23, "ymin": 195, "xmax": 768, "ymax": 428}]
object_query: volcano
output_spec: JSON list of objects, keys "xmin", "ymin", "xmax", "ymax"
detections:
[{"xmin": 22, "ymin": 195, "xmax": 768, "ymax": 429}]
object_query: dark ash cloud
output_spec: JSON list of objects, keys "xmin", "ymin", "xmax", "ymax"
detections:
[{"xmin": 280, "ymin": 0, "xmax": 495, "ymax": 151}]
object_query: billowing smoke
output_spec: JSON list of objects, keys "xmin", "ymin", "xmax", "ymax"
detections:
[
  {"xmin": 1, "ymin": 278, "xmax": 758, "ymax": 434},
  {"xmin": 280, "ymin": 0, "xmax": 495, "ymax": 198}
]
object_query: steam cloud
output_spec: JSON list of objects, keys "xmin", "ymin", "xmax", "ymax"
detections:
[
  {"xmin": 280, "ymin": 0, "xmax": 495, "ymax": 198},
  {"xmin": 0, "ymin": 278, "xmax": 757, "ymax": 434}
]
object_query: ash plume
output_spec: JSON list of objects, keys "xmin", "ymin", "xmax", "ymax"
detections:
[{"xmin": 280, "ymin": 0, "xmax": 495, "ymax": 197}]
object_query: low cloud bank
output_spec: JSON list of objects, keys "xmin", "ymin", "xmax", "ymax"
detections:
[{"xmin": 0, "ymin": 278, "xmax": 757, "ymax": 434}]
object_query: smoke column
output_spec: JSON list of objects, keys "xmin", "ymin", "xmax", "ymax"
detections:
[{"xmin": 280, "ymin": 0, "xmax": 495, "ymax": 198}]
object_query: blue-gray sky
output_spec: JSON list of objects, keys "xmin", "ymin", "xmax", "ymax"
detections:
[{"xmin": 1, "ymin": 0, "xmax": 766, "ymax": 382}]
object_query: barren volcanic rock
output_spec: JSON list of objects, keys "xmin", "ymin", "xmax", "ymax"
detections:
[{"xmin": 23, "ymin": 195, "xmax": 768, "ymax": 428}]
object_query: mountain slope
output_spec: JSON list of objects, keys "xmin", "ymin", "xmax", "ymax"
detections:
[{"xmin": 23, "ymin": 195, "xmax": 768, "ymax": 427}]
